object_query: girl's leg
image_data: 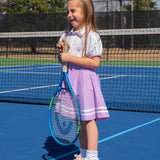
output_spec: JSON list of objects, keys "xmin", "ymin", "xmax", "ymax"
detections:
[
  {"xmin": 85, "ymin": 120, "xmax": 99, "ymax": 160},
  {"xmin": 78, "ymin": 121, "xmax": 88, "ymax": 158},
  {"xmin": 79, "ymin": 121, "xmax": 88, "ymax": 149},
  {"xmin": 86, "ymin": 120, "xmax": 98, "ymax": 151},
  {"xmin": 79, "ymin": 120, "xmax": 99, "ymax": 158}
]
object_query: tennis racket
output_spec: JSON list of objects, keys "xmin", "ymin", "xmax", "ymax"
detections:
[{"xmin": 49, "ymin": 42, "xmax": 81, "ymax": 146}]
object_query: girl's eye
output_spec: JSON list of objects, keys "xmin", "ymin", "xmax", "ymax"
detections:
[
  {"xmin": 71, "ymin": 9, "xmax": 75, "ymax": 13},
  {"xmin": 67, "ymin": 9, "xmax": 76, "ymax": 15}
]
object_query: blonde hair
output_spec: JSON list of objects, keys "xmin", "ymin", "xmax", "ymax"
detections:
[{"xmin": 67, "ymin": 0, "xmax": 97, "ymax": 56}]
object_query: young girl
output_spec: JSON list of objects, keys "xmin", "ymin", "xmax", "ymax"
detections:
[{"xmin": 57, "ymin": 0, "xmax": 110, "ymax": 159}]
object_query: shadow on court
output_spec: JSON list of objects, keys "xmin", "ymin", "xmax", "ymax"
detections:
[{"xmin": 42, "ymin": 136, "xmax": 79, "ymax": 160}]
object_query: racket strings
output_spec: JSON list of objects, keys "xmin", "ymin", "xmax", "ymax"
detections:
[{"xmin": 50, "ymin": 89, "xmax": 80, "ymax": 145}]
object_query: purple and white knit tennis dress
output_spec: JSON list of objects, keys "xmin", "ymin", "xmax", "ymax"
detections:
[{"xmin": 59, "ymin": 27, "xmax": 109, "ymax": 121}]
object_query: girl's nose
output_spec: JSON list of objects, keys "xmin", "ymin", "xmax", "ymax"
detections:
[{"xmin": 67, "ymin": 10, "xmax": 72, "ymax": 19}]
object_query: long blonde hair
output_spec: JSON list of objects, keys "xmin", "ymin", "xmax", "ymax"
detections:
[{"xmin": 67, "ymin": 0, "xmax": 97, "ymax": 56}]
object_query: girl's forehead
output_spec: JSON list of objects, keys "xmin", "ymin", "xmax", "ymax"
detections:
[{"xmin": 67, "ymin": 0, "xmax": 81, "ymax": 8}]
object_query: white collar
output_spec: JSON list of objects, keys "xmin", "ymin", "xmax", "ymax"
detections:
[{"xmin": 69, "ymin": 27, "xmax": 86, "ymax": 38}]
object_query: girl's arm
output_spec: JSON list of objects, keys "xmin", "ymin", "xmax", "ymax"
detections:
[{"xmin": 59, "ymin": 51, "xmax": 100, "ymax": 69}]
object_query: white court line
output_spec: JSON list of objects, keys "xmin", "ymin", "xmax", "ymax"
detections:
[
  {"xmin": 100, "ymin": 65, "xmax": 160, "ymax": 68},
  {"xmin": 37, "ymin": 66, "xmax": 61, "ymax": 69},
  {"xmin": 2, "ymin": 71, "xmax": 61, "ymax": 75},
  {"xmin": 0, "ymin": 67, "xmax": 34, "ymax": 72},
  {"xmin": 100, "ymin": 75, "xmax": 123, "ymax": 80},
  {"xmin": 0, "ymin": 65, "xmax": 61, "ymax": 72},
  {"xmin": 0, "ymin": 64, "xmax": 61, "ymax": 68},
  {"xmin": 99, "ymin": 74, "xmax": 160, "ymax": 78},
  {"xmin": 0, "ymin": 84, "xmax": 58, "ymax": 94}
]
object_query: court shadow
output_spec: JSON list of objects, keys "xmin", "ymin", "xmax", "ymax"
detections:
[{"xmin": 42, "ymin": 136, "xmax": 79, "ymax": 160}]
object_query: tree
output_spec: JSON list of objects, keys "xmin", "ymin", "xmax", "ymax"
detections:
[
  {"xmin": 124, "ymin": 0, "xmax": 157, "ymax": 11},
  {"xmin": 6, "ymin": 0, "xmax": 66, "ymax": 14},
  {"xmin": 1, "ymin": 0, "xmax": 67, "ymax": 32},
  {"xmin": 0, "ymin": 1, "xmax": 7, "ymax": 14}
]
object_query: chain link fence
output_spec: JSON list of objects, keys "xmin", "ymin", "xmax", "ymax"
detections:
[{"xmin": 0, "ymin": 1, "xmax": 160, "ymax": 32}]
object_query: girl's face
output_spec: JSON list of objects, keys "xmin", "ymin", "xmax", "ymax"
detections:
[{"xmin": 67, "ymin": 0, "xmax": 85, "ymax": 31}]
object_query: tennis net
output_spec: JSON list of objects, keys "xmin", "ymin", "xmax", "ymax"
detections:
[{"xmin": 0, "ymin": 28, "xmax": 160, "ymax": 112}]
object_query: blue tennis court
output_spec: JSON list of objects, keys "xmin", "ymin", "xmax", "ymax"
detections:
[
  {"xmin": 0, "ymin": 102, "xmax": 160, "ymax": 160},
  {"xmin": 0, "ymin": 64, "xmax": 160, "ymax": 160}
]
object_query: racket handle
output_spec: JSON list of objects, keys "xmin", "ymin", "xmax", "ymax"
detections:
[
  {"xmin": 63, "ymin": 42, "xmax": 68, "ymax": 53},
  {"xmin": 62, "ymin": 42, "xmax": 68, "ymax": 72}
]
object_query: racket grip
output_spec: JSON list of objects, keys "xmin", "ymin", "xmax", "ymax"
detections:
[
  {"xmin": 62, "ymin": 42, "xmax": 68, "ymax": 72},
  {"xmin": 63, "ymin": 42, "xmax": 68, "ymax": 53}
]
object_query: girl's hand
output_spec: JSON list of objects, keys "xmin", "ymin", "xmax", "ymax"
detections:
[
  {"xmin": 59, "ymin": 51, "xmax": 72, "ymax": 63},
  {"xmin": 57, "ymin": 38, "xmax": 70, "ymax": 63},
  {"xmin": 56, "ymin": 38, "xmax": 66, "ymax": 53}
]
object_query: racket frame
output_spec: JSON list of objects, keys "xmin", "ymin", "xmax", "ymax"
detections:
[{"xmin": 49, "ymin": 43, "xmax": 81, "ymax": 146}]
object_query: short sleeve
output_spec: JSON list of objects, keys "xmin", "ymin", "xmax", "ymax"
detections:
[{"xmin": 86, "ymin": 32, "xmax": 103, "ymax": 58}]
